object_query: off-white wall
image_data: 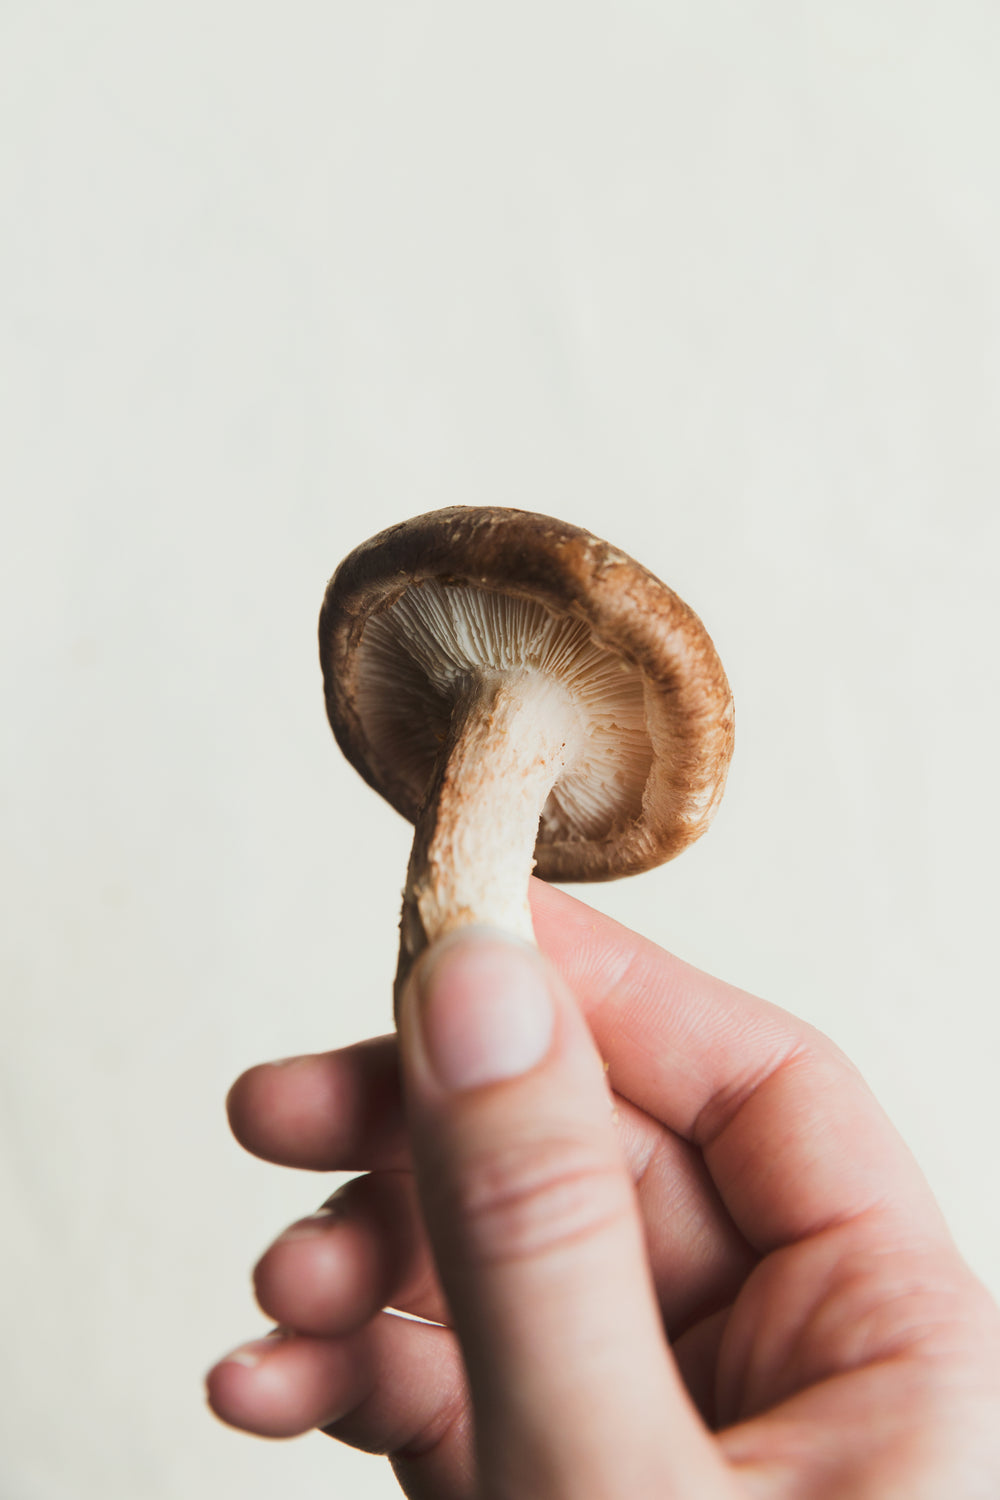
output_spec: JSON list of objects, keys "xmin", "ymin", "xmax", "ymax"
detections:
[{"xmin": 2, "ymin": 4, "xmax": 997, "ymax": 1496}]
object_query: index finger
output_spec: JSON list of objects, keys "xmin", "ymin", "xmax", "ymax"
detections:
[{"xmin": 530, "ymin": 880, "xmax": 946, "ymax": 1253}]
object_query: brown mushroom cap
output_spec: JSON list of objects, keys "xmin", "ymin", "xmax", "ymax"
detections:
[{"xmin": 319, "ymin": 506, "xmax": 734, "ymax": 881}]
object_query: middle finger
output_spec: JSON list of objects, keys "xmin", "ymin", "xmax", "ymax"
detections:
[{"xmin": 254, "ymin": 1169, "xmax": 449, "ymax": 1335}]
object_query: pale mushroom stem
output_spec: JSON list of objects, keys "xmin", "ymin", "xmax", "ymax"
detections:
[{"xmin": 393, "ymin": 667, "xmax": 580, "ymax": 1010}]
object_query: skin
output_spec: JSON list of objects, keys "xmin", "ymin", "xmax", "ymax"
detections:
[{"xmin": 207, "ymin": 881, "xmax": 1000, "ymax": 1499}]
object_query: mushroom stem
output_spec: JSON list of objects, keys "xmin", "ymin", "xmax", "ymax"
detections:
[{"xmin": 393, "ymin": 667, "xmax": 580, "ymax": 1010}]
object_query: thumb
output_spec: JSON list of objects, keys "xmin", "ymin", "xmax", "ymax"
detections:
[{"xmin": 397, "ymin": 928, "xmax": 724, "ymax": 1500}]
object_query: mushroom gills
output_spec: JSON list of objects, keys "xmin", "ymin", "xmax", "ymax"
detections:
[
  {"xmin": 353, "ymin": 579, "xmax": 656, "ymax": 997},
  {"xmin": 356, "ymin": 579, "xmax": 655, "ymax": 844}
]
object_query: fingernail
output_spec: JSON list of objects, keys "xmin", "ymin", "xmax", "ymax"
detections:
[
  {"xmin": 273, "ymin": 1199, "xmax": 345, "ymax": 1245},
  {"xmin": 216, "ymin": 1329, "xmax": 286, "ymax": 1370},
  {"xmin": 407, "ymin": 929, "xmax": 555, "ymax": 1092}
]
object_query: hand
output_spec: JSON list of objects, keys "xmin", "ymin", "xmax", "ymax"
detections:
[{"xmin": 207, "ymin": 882, "xmax": 1000, "ymax": 1498}]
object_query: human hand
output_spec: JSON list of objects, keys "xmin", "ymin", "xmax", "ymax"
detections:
[{"xmin": 207, "ymin": 882, "xmax": 1000, "ymax": 1498}]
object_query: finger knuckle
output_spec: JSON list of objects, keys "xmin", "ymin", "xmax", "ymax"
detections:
[{"xmin": 435, "ymin": 1135, "xmax": 634, "ymax": 1268}]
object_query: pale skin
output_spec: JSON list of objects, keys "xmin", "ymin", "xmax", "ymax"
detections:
[{"xmin": 207, "ymin": 880, "xmax": 1000, "ymax": 1498}]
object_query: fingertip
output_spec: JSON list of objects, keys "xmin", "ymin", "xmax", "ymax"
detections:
[
  {"xmin": 206, "ymin": 1333, "xmax": 362, "ymax": 1439},
  {"xmin": 225, "ymin": 1056, "xmax": 312, "ymax": 1161},
  {"xmin": 225, "ymin": 1039, "xmax": 407, "ymax": 1173},
  {"xmin": 226, "ymin": 1053, "xmax": 312, "ymax": 1111},
  {"xmin": 251, "ymin": 1208, "xmax": 349, "ymax": 1334},
  {"xmin": 225, "ymin": 1053, "xmax": 348, "ymax": 1169},
  {"xmin": 206, "ymin": 1336, "xmax": 309, "ymax": 1439}
]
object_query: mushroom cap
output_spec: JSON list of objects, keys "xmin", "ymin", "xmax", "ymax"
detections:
[{"xmin": 319, "ymin": 506, "xmax": 734, "ymax": 881}]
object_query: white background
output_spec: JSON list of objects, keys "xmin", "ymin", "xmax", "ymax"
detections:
[{"xmin": 2, "ymin": 4, "xmax": 998, "ymax": 1497}]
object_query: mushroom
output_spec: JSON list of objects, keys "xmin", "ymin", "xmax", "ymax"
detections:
[{"xmin": 319, "ymin": 506, "xmax": 734, "ymax": 1008}]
